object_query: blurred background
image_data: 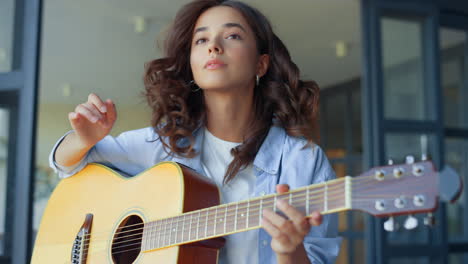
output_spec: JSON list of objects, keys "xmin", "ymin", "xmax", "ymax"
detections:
[{"xmin": 0, "ymin": 0, "xmax": 467, "ymax": 263}]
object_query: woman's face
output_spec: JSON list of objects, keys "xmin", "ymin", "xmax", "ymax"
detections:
[{"xmin": 190, "ymin": 6, "xmax": 268, "ymax": 93}]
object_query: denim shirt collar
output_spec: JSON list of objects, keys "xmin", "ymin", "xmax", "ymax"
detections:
[
  {"xmin": 252, "ymin": 125, "xmax": 286, "ymax": 175},
  {"xmin": 169, "ymin": 123, "xmax": 286, "ymax": 176}
]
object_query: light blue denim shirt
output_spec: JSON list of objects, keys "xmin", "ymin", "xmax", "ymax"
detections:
[{"xmin": 49, "ymin": 125, "xmax": 342, "ymax": 264}]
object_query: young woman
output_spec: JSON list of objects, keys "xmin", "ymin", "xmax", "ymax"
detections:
[{"xmin": 50, "ymin": 0, "xmax": 341, "ymax": 263}]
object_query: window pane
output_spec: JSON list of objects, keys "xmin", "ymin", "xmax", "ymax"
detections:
[
  {"xmin": 385, "ymin": 133, "xmax": 435, "ymax": 164},
  {"xmin": 382, "ymin": 17, "xmax": 430, "ymax": 120},
  {"xmin": 0, "ymin": 108, "xmax": 9, "ymax": 255},
  {"xmin": 352, "ymin": 88, "xmax": 362, "ymax": 154},
  {"xmin": 445, "ymin": 138, "xmax": 468, "ymax": 240},
  {"xmin": 0, "ymin": 0, "xmax": 15, "ymax": 72},
  {"xmin": 440, "ymin": 28, "xmax": 468, "ymax": 129},
  {"xmin": 354, "ymin": 239, "xmax": 365, "ymax": 264},
  {"xmin": 449, "ymin": 253, "xmax": 468, "ymax": 264},
  {"xmin": 324, "ymin": 93, "xmax": 347, "ymax": 152}
]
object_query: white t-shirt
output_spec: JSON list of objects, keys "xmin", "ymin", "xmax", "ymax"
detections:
[{"xmin": 200, "ymin": 128, "xmax": 258, "ymax": 264}]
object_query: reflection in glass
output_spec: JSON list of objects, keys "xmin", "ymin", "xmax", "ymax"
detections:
[
  {"xmin": 354, "ymin": 239, "xmax": 365, "ymax": 264},
  {"xmin": 381, "ymin": 17, "xmax": 429, "ymax": 120},
  {"xmin": 440, "ymin": 28, "xmax": 468, "ymax": 129},
  {"xmin": 0, "ymin": 108, "xmax": 9, "ymax": 255},
  {"xmin": 389, "ymin": 257, "xmax": 430, "ymax": 264},
  {"xmin": 385, "ymin": 133, "xmax": 434, "ymax": 164},
  {"xmin": 335, "ymin": 238, "xmax": 348, "ymax": 264},
  {"xmin": 449, "ymin": 253, "xmax": 468, "ymax": 264},
  {"xmin": 445, "ymin": 138, "xmax": 467, "ymax": 240},
  {"xmin": 0, "ymin": 0, "xmax": 15, "ymax": 72}
]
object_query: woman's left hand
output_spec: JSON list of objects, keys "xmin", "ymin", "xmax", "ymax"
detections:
[{"xmin": 261, "ymin": 184, "xmax": 323, "ymax": 258}]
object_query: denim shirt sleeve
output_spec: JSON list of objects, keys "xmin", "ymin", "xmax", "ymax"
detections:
[
  {"xmin": 302, "ymin": 145, "xmax": 342, "ymax": 264},
  {"xmin": 48, "ymin": 127, "xmax": 159, "ymax": 178},
  {"xmin": 278, "ymin": 140, "xmax": 342, "ymax": 264}
]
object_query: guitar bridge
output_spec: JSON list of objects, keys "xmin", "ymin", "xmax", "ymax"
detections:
[{"xmin": 71, "ymin": 214, "xmax": 93, "ymax": 264}]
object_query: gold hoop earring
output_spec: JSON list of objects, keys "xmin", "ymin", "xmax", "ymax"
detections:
[{"xmin": 256, "ymin": 75, "xmax": 260, "ymax": 86}]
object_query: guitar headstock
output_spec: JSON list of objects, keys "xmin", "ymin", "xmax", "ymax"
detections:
[{"xmin": 352, "ymin": 161, "xmax": 439, "ymax": 217}]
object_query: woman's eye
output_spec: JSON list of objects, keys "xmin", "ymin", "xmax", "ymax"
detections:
[
  {"xmin": 195, "ymin": 38, "xmax": 206, "ymax": 45},
  {"xmin": 227, "ymin": 34, "xmax": 241, "ymax": 40}
]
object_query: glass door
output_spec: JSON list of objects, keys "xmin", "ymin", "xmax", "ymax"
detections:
[
  {"xmin": 361, "ymin": 0, "xmax": 445, "ymax": 263},
  {"xmin": 440, "ymin": 14, "xmax": 468, "ymax": 264}
]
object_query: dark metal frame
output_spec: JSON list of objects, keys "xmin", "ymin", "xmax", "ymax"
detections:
[
  {"xmin": 361, "ymin": 0, "xmax": 449, "ymax": 263},
  {"xmin": 440, "ymin": 10, "xmax": 468, "ymax": 264},
  {"xmin": 0, "ymin": 0, "xmax": 41, "ymax": 263}
]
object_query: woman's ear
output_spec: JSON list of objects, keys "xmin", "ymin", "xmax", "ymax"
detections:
[{"xmin": 257, "ymin": 54, "xmax": 270, "ymax": 77}]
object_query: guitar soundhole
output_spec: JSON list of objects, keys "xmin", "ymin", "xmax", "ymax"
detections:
[{"xmin": 111, "ymin": 215, "xmax": 143, "ymax": 264}]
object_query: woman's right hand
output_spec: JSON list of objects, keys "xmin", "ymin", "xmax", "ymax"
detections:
[{"xmin": 68, "ymin": 93, "xmax": 117, "ymax": 148}]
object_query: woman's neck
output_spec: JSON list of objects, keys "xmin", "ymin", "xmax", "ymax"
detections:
[{"xmin": 203, "ymin": 89, "xmax": 254, "ymax": 143}]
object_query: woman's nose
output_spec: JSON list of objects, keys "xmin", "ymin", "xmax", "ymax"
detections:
[{"xmin": 208, "ymin": 39, "xmax": 223, "ymax": 55}]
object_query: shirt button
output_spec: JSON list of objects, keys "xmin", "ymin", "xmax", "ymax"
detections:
[
  {"xmin": 259, "ymin": 191, "xmax": 266, "ymax": 196},
  {"xmin": 262, "ymin": 240, "xmax": 268, "ymax": 247}
]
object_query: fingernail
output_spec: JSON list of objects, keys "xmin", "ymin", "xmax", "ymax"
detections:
[{"xmin": 100, "ymin": 106, "xmax": 107, "ymax": 113}]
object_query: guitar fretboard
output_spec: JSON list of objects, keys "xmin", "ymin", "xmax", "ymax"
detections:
[{"xmin": 141, "ymin": 177, "xmax": 351, "ymax": 251}]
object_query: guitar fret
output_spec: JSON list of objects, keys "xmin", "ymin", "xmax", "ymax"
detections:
[
  {"xmin": 213, "ymin": 207, "xmax": 217, "ymax": 236},
  {"xmin": 306, "ymin": 188, "xmax": 310, "ymax": 216},
  {"xmin": 150, "ymin": 221, "xmax": 154, "ymax": 250},
  {"xmin": 205, "ymin": 209, "xmax": 208, "ymax": 238},
  {"xmin": 274, "ymin": 195, "xmax": 277, "ymax": 212},
  {"xmin": 157, "ymin": 220, "xmax": 161, "ymax": 249},
  {"xmin": 224, "ymin": 206, "xmax": 227, "ymax": 234},
  {"xmin": 246, "ymin": 200, "xmax": 250, "ymax": 229},
  {"xmin": 197, "ymin": 210, "xmax": 201, "ymax": 240},
  {"xmin": 235, "ymin": 202, "xmax": 238, "ymax": 231},
  {"xmin": 289, "ymin": 192, "xmax": 292, "ymax": 205},
  {"xmin": 324, "ymin": 182, "xmax": 328, "ymax": 212},
  {"xmin": 259, "ymin": 198, "xmax": 263, "ymax": 224},
  {"xmin": 188, "ymin": 213, "xmax": 192, "ymax": 241}
]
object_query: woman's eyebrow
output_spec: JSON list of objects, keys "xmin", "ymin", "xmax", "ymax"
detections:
[{"xmin": 194, "ymin": 23, "xmax": 246, "ymax": 34}]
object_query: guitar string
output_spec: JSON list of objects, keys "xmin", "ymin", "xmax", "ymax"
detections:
[
  {"xmin": 82, "ymin": 188, "xmax": 347, "ymax": 250},
  {"xmin": 107, "ymin": 181, "xmax": 428, "ymax": 252},
  {"xmin": 80, "ymin": 169, "xmax": 426, "ymax": 241},
  {"xmin": 80, "ymin": 179, "xmax": 349, "ymax": 242},
  {"xmin": 95, "ymin": 186, "xmax": 434, "ymax": 257},
  {"xmin": 82, "ymin": 175, "xmax": 426, "ymax": 245},
  {"xmin": 85, "ymin": 196, "xmax": 340, "ymax": 255},
  {"xmin": 83, "ymin": 179, "xmax": 429, "ymax": 253},
  {"xmin": 80, "ymin": 174, "xmax": 428, "ymax": 251},
  {"xmin": 80, "ymin": 178, "xmax": 349, "ymax": 240}
]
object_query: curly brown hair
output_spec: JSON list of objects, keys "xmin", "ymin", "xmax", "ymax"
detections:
[{"xmin": 143, "ymin": 0, "xmax": 320, "ymax": 184}]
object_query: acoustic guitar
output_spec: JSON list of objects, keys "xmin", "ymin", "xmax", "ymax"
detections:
[{"xmin": 31, "ymin": 160, "xmax": 462, "ymax": 263}]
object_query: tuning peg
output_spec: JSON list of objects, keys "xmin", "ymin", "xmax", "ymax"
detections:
[
  {"xmin": 383, "ymin": 216, "xmax": 399, "ymax": 232},
  {"xmin": 405, "ymin": 155, "xmax": 415, "ymax": 164},
  {"xmin": 387, "ymin": 158, "xmax": 394, "ymax": 165},
  {"xmin": 423, "ymin": 213, "xmax": 435, "ymax": 227},
  {"xmin": 404, "ymin": 215, "xmax": 418, "ymax": 230}
]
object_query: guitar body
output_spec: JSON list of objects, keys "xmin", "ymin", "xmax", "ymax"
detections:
[{"xmin": 32, "ymin": 162, "xmax": 224, "ymax": 264}]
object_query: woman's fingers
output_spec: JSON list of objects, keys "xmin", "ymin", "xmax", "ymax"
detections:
[
  {"xmin": 76, "ymin": 103, "xmax": 105, "ymax": 123},
  {"xmin": 276, "ymin": 184, "xmax": 289, "ymax": 194},
  {"xmin": 276, "ymin": 200, "xmax": 310, "ymax": 235},
  {"xmin": 104, "ymin": 99, "xmax": 117, "ymax": 124},
  {"xmin": 88, "ymin": 93, "xmax": 107, "ymax": 113}
]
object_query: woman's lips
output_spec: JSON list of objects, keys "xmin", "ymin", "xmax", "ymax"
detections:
[
  {"xmin": 205, "ymin": 63, "xmax": 226, "ymax": 70},
  {"xmin": 205, "ymin": 58, "xmax": 226, "ymax": 69}
]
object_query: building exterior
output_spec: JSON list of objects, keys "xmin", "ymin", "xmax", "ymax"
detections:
[{"xmin": 0, "ymin": 0, "xmax": 467, "ymax": 263}]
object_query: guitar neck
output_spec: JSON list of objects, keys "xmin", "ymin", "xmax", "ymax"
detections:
[{"xmin": 141, "ymin": 177, "xmax": 351, "ymax": 251}]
